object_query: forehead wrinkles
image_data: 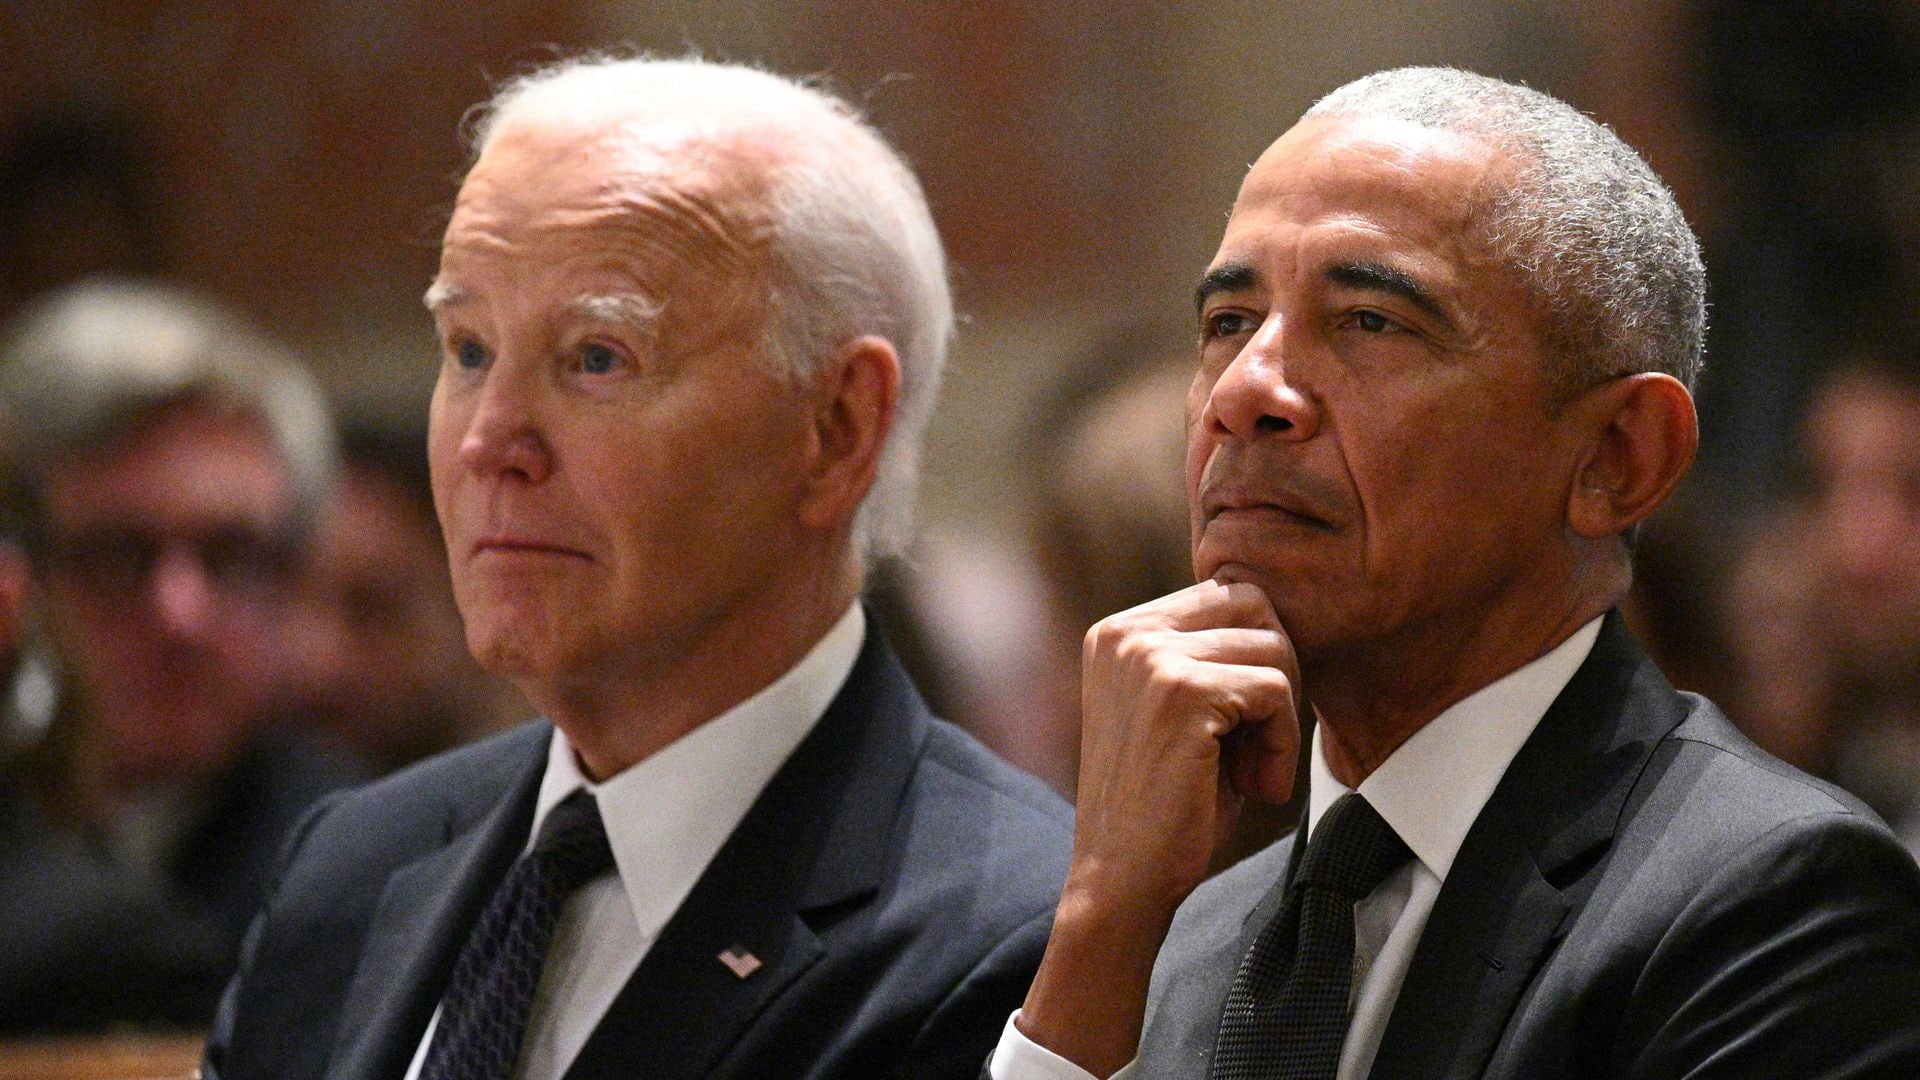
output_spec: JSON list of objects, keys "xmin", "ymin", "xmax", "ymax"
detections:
[
  {"xmin": 446, "ymin": 126, "xmax": 781, "ymax": 297},
  {"xmin": 1222, "ymin": 126, "xmax": 1534, "ymax": 349}
]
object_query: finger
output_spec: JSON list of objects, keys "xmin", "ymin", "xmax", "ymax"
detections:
[
  {"xmin": 1225, "ymin": 712, "xmax": 1300, "ymax": 805},
  {"xmin": 1182, "ymin": 578, "xmax": 1283, "ymax": 631},
  {"xmin": 1103, "ymin": 579, "xmax": 1281, "ymax": 634},
  {"xmin": 1174, "ymin": 626, "xmax": 1299, "ymax": 673},
  {"xmin": 1190, "ymin": 660, "xmax": 1298, "ymax": 739}
]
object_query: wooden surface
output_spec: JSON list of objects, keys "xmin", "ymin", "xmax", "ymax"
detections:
[{"xmin": 0, "ymin": 1034, "xmax": 203, "ymax": 1080}]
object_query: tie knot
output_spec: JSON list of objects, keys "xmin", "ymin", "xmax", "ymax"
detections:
[
  {"xmin": 531, "ymin": 790, "xmax": 614, "ymax": 888},
  {"xmin": 1294, "ymin": 793, "xmax": 1411, "ymax": 899}
]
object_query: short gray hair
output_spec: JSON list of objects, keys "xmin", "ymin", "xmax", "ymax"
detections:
[
  {"xmin": 465, "ymin": 56, "xmax": 954, "ymax": 563},
  {"xmin": 1305, "ymin": 67, "xmax": 1706, "ymax": 400},
  {"xmin": 0, "ymin": 278, "xmax": 337, "ymax": 550}
]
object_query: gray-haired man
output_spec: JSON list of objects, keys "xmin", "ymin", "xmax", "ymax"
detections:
[{"xmin": 997, "ymin": 67, "xmax": 1920, "ymax": 1079}]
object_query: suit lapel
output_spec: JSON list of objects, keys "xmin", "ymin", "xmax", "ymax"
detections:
[
  {"xmin": 1369, "ymin": 614, "xmax": 1689, "ymax": 1079},
  {"xmin": 325, "ymin": 726, "xmax": 550, "ymax": 1080},
  {"xmin": 566, "ymin": 629, "xmax": 926, "ymax": 1080}
]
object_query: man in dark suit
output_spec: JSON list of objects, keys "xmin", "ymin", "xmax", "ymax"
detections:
[
  {"xmin": 994, "ymin": 68, "xmax": 1920, "ymax": 1078},
  {"xmin": 205, "ymin": 57, "xmax": 1072, "ymax": 1080}
]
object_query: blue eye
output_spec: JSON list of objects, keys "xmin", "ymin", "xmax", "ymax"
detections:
[
  {"xmin": 580, "ymin": 343, "xmax": 619, "ymax": 375},
  {"xmin": 455, "ymin": 340, "xmax": 488, "ymax": 369}
]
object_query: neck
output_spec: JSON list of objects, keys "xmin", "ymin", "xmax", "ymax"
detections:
[
  {"xmin": 1308, "ymin": 584, "xmax": 1614, "ymax": 788},
  {"xmin": 533, "ymin": 549, "xmax": 862, "ymax": 782}
]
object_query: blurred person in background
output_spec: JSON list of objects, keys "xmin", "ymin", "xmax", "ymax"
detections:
[
  {"xmin": 287, "ymin": 407, "xmax": 525, "ymax": 774},
  {"xmin": 0, "ymin": 542, "xmax": 26, "ymax": 676},
  {"xmin": 0, "ymin": 278, "xmax": 361, "ymax": 1032},
  {"xmin": 1022, "ymin": 327, "xmax": 1195, "ymax": 792},
  {"xmin": 1797, "ymin": 336, "xmax": 1920, "ymax": 855}
]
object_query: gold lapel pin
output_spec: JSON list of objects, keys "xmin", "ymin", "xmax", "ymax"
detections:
[{"xmin": 718, "ymin": 945, "xmax": 763, "ymax": 979}]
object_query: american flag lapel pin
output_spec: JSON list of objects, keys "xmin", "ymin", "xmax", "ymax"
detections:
[{"xmin": 718, "ymin": 945, "xmax": 763, "ymax": 979}]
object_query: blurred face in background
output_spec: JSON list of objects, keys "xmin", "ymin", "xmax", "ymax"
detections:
[
  {"xmin": 1802, "ymin": 366, "xmax": 1920, "ymax": 682},
  {"xmin": 290, "ymin": 462, "xmax": 514, "ymax": 768},
  {"xmin": 36, "ymin": 400, "xmax": 300, "ymax": 789}
]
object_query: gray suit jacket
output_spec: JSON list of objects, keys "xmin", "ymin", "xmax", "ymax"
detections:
[{"xmin": 1136, "ymin": 615, "xmax": 1920, "ymax": 1078}]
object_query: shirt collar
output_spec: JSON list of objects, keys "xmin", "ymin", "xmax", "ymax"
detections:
[
  {"xmin": 530, "ymin": 603, "xmax": 865, "ymax": 939},
  {"xmin": 1307, "ymin": 616, "xmax": 1602, "ymax": 881}
]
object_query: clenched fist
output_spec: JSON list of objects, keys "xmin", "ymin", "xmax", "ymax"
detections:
[
  {"xmin": 1073, "ymin": 578, "xmax": 1301, "ymax": 911},
  {"xmin": 1017, "ymin": 579, "xmax": 1301, "ymax": 1075}
]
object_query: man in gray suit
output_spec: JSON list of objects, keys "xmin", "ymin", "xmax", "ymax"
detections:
[{"xmin": 992, "ymin": 68, "xmax": 1920, "ymax": 1078}]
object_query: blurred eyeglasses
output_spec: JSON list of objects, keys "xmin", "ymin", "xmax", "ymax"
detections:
[{"xmin": 40, "ymin": 524, "xmax": 300, "ymax": 599}]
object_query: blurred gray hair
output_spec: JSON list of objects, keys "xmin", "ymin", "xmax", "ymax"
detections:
[
  {"xmin": 0, "ymin": 278, "xmax": 337, "ymax": 551},
  {"xmin": 1305, "ymin": 67, "xmax": 1706, "ymax": 401},
  {"xmin": 464, "ymin": 56, "xmax": 954, "ymax": 563}
]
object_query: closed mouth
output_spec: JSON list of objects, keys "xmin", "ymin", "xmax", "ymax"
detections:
[
  {"xmin": 1201, "ymin": 490, "xmax": 1336, "ymax": 532},
  {"xmin": 472, "ymin": 537, "xmax": 593, "ymax": 560}
]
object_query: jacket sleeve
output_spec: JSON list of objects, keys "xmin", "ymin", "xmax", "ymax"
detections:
[
  {"xmin": 200, "ymin": 790, "xmax": 344, "ymax": 1080},
  {"xmin": 908, "ymin": 906, "xmax": 1058, "ymax": 1080}
]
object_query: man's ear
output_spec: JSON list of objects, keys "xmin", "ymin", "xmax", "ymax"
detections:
[
  {"xmin": 799, "ymin": 335, "xmax": 900, "ymax": 532},
  {"xmin": 1565, "ymin": 372, "xmax": 1697, "ymax": 539}
]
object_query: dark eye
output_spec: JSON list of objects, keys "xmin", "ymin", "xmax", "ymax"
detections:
[
  {"xmin": 454, "ymin": 340, "xmax": 489, "ymax": 369},
  {"xmin": 1205, "ymin": 312, "xmax": 1256, "ymax": 340},
  {"xmin": 579, "ymin": 342, "xmax": 619, "ymax": 375},
  {"xmin": 1353, "ymin": 310, "xmax": 1392, "ymax": 333}
]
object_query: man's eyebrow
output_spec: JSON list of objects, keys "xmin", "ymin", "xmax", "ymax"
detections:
[
  {"xmin": 1195, "ymin": 263, "xmax": 1259, "ymax": 313},
  {"xmin": 422, "ymin": 280, "xmax": 464, "ymax": 314},
  {"xmin": 569, "ymin": 292, "xmax": 663, "ymax": 327},
  {"xmin": 1325, "ymin": 261, "xmax": 1455, "ymax": 330}
]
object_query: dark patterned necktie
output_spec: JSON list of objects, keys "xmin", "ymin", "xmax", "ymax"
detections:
[
  {"xmin": 1212, "ymin": 793, "xmax": 1413, "ymax": 1080},
  {"xmin": 420, "ymin": 789, "xmax": 615, "ymax": 1080}
]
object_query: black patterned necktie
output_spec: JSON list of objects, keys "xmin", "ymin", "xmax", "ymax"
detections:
[
  {"xmin": 1212, "ymin": 792, "xmax": 1413, "ymax": 1080},
  {"xmin": 420, "ymin": 789, "xmax": 615, "ymax": 1080}
]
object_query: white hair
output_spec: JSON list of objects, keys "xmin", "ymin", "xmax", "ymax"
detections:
[
  {"xmin": 1305, "ymin": 67, "xmax": 1707, "ymax": 401},
  {"xmin": 466, "ymin": 56, "xmax": 954, "ymax": 563}
]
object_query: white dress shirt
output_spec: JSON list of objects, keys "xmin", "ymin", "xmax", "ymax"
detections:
[
  {"xmin": 403, "ymin": 603, "xmax": 866, "ymax": 1080},
  {"xmin": 991, "ymin": 617, "xmax": 1602, "ymax": 1080}
]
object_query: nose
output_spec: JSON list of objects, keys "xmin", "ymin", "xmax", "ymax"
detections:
[
  {"xmin": 453, "ymin": 363, "xmax": 553, "ymax": 484},
  {"xmin": 147, "ymin": 546, "xmax": 222, "ymax": 639},
  {"xmin": 1199, "ymin": 315, "xmax": 1319, "ymax": 442}
]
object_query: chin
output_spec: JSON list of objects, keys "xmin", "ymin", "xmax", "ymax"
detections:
[{"xmin": 465, "ymin": 621, "xmax": 567, "ymax": 682}]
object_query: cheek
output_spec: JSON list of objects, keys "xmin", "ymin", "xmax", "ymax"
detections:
[
  {"xmin": 43, "ymin": 593, "xmax": 130, "ymax": 669},
  {"xmin": 426, "ymin": 388, "xmax": 469, "ymax": 508},
  {"xmin": 1183, "ymin": 392, "xmax": 1214, "ymax": 520}
]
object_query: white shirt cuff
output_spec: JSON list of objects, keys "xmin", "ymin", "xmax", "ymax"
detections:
[{"xmin": 988, "ymin": 1010, "xmax": 1137, "ymax": 1080}]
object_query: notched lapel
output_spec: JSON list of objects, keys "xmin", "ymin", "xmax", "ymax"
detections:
[
  {"xmin": 1370, "ymin": 853, "xmax": 1573, "ymax": 1080},
  {"xmin": 566, "ymin": 627, "xmax": 925, "ymax": 1080},
  {"xmin": 325, "ymin": 734, "xmax": 548, "ymax": 1080},
  {"xmin": 1368, "ymin": 614, "xmax": 1683, "ymax": 1079},
  {"xmin": 566, "ymin": 903, "xmax": 826, "ymax": 1080}
]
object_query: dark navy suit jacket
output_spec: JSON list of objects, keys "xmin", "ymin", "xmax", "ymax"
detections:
[{"xmin": 205, "ymin": 630, "xmax": 1073, "ymax": 1079}]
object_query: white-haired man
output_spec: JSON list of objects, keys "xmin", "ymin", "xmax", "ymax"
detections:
[
  {"xmin": 994, "ymin": 68, "xmax": 1920, "ymax": 1078},
  {"xmin": 205, "ymin": 57, "xmax": 1071, "ymax": 1080}
]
